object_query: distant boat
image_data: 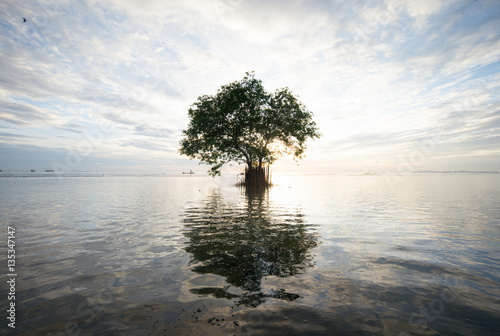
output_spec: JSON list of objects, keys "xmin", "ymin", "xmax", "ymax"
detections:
[
  {"xmin": 182, "ymin": 170, "xmax": 195, "ymax": 174},
  {"xmin": 31, "ymin": 169, "xmax": 35, "ymax": 172}
]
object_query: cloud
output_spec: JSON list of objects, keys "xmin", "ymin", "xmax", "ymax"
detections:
[
  {"xmin": 102, "ymin": 112, "xmax": 137, "ymax": 126},
  {"xmin": 134, "ymin": 125, "xmax": 174, "ymax": 138},
  {"xmin": 0, "ymin": 100, "xmax": 59, "ymax": 126},
  {"xmin": 54, "ymin": 122, "xmax": 86, "ymax": 134},
  {"xmin": 0, "ymin": 132, "xmax": 36, "ymax": 139},
  {"xmin": 119, "ymin": 139, "xmax": 175, "ymax": 153}
]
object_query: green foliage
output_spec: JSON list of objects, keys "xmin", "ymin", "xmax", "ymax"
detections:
[{"xmin": 179, "ymin": 72, "xmax": 321, "ymax": 176}]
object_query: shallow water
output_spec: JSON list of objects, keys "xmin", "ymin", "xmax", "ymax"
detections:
[{"xmin": 1, "ymin": 173, "xmax": 499, "ymax": 335}]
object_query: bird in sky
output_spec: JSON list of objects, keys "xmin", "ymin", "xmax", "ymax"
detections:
[{"xmin": 22, "ymin": 18, "xmax": 27, "ymax": 22}]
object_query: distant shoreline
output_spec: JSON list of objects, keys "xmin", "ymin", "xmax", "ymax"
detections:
[{"xmin": 0, "ymin": 170, "xmax": 498, "ymax": 178}]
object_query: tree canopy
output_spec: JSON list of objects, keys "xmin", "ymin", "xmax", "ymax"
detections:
[{"xmin": 179, "ymin": 72, "xmax": 321, "ymax": 177}]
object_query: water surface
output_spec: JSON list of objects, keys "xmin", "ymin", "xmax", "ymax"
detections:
[{"xmin": 1, "ymin": 173, "xmax": 499, "ymax": 335}]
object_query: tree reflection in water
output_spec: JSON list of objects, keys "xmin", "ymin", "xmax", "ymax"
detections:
[{"xmin": 183, "ymin": 187, "xmax": 319, "ymax": 307}]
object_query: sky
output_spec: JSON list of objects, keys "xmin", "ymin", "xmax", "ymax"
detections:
[{"xmin": 0, "ymin": 0, "xmax": 499, "ymax": 173}]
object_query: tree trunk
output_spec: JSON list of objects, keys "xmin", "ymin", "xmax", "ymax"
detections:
[{"xmin": 243, "ymin": 165, "xmax": 271, "ymax": 188}]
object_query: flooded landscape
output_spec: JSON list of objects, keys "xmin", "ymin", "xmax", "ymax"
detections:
[
  {"xmin": 1, "ymin": 172, "xmax": 499, "ymax": 335},
  {"xmin": 2, "ymin": 0, "xmax": 500, "ymax": 334}
]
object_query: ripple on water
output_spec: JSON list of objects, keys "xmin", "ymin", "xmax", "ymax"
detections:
[{"xmin": 1, "ymin": 174, "xmax": 499, "ymax": 335}]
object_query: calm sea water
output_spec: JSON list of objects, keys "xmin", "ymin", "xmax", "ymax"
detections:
[{"xmin": 1, "ymin": 173, "xmax": 499, "ymax": 335}]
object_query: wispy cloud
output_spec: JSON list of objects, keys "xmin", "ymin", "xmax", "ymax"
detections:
[
  {"xmin": 0, "ymin": 100, "xmax": 59, "ymax": 126},
  {"xmin": 134, "ymin": 125, "xmax": 174, "ymax": 138},
  {"xmin": 120, "ymin": 139, "xmax": 175, "ymax": 153}
]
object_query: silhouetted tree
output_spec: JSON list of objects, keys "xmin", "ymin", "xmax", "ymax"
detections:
[{"xmin": 179, "ymin": 72, "xmax": 320, "ymax": 187}]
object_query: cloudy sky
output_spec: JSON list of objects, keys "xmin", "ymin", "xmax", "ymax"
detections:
[{"xmin": 1, "ymin": 0, "xmax": 499, "ymax": 173}]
